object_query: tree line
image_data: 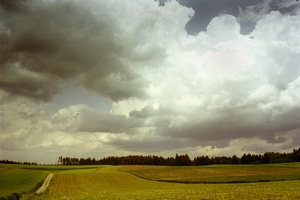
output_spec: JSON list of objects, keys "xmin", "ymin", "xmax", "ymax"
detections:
[
  {"xmin": 57, "ymin": 148, "xmax": 300, "ymax": 166},
  {"xmin": 0, "ymin": 160, "xmax": 37, "ymax": 165}
]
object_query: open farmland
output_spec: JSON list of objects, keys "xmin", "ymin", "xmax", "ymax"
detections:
[
  {"xmin": 28, "ymin": 163, "xmax": 300, "ymax": 200},
  {"xmin": 0, "ymin": 164, "xmax": 100, "ymax": 199},
  {"xmin": 0, "ymin": 164, "xmax": 48, "ymax": 198},
  {"xmin": 20, "ymin": 164, "xmax": 100, "ymax": 173},
  {"xmin": 120, "ymin": 163, "xmax": 300, "ymax": 183}
]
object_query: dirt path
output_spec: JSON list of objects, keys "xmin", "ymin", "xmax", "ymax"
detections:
[{"xmin": 35, "ymin": 173, "xmax": 54, "ymax": 194}]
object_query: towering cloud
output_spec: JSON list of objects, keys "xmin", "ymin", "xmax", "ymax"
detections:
[{"xmin": 0, "ymin": 0, "xmax": 299, "ymax": 163}]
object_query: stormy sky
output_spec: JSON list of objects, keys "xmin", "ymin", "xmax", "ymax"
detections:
[{"xmin": 0, "ymin": 0, "xmax": 299, "ymax": 164}]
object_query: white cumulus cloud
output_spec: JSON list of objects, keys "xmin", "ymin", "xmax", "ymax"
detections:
[{"xmin": 1, "ymin": 0, "xmax": 299, "ymax": 163}]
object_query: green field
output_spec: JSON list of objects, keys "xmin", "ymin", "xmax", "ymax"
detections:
[
  {"xmin": 0, "ymin": 164, "xmax": 100, "ymax": 199},
  {"xmin": 1, "ymin": 163, "xmax": 300, "ymax": 199},
  {"xmin": 120, "ymin": 163, "xmax": 300, "ymax": 183},
  {"xmin": 20, "ymin": 164, "xmax": 100, "ymax": 172},
  {"xmin": 29, "ymin": 163, "xmax": 300, "ymax": 200},
  {"xmin": 0, "ymin": 165, "xmax": 48, "ymax": 198}
]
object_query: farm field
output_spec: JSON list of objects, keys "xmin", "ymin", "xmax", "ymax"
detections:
[
  {"xmin": 28, "ymin": 163, "xmax": 300, "ymax": 200},
  {"xmin": 0, "ymin": 164, "xmax": 100, "ymax": 199},
  {"xmin": 0, "ymin": 165, "xmax": 48, "ymax": 198},
  {"xmin": 120, "ymin": 163, "xmax": 300, "ymax": 183}
]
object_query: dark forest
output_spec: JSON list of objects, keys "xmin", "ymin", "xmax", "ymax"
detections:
[
  {"xmin": 55, "ymin": 148, "xmax": 300, "ymax": 166},
  {"xmin": 2, "ymin": 148, "xmax": 299, "ymax": 166}
]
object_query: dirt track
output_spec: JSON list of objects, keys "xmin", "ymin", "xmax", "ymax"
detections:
[{"xmin": 35, "ymin": 173, "xmax": 54, "ymax": 194}]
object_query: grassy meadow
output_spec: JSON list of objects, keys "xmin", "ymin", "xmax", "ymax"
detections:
[{"xmin": 1, "ymin": 163, "xmax": 300, "ymax": 199}]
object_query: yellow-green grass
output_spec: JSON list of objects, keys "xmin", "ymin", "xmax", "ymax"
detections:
[
  {"xmin": 0, "ymin": 168, "xmax": 48, "ymax": 197},
  {"xmin": 29, "ymin": 165, "xmax": 300, "ymax": 200},
  {"xmin": 120, "ymin": 163, "xmax": 300, "ymax": 183},
  {"xmin": 19, "ymin": 164, "xmax": 101, "ymax": 173},
  {"xmin": 55, "ymin": 167, "xmax": 100, "ymax": 174},
  {"xmin": 0, "ymin": 164, "xmax": 101, "ymax": 198}
]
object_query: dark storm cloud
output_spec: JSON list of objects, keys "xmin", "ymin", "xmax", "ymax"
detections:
[
  {"xmin": 0, "ymin": 0, "xmax": 29, "ymax": 12},
  {"xmin": 51, "ymin": 105, "xmax": 144, "ymax": 133},
  {"xmin": 1, "ymin": 0, "xmax": 299, "ymax": 162},
  {"xmin": 0, "ymin": 63, "xmax": 61, "ymax": 102},
  {"xmin": 168, "ymin": 107, "xmax": 300, "ymax": 145},
  {"xmin": 130, "ymin": 106, "xmax": 299, "ymax": 149},
  {"xmin": 0, "ymin": 0, "xmax": 158, "ymax": 102}
]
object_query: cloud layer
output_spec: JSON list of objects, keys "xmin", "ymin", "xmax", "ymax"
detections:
[{"xmin": 1, "ymin": 0, "xmax": 299, "ymax": 163}]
